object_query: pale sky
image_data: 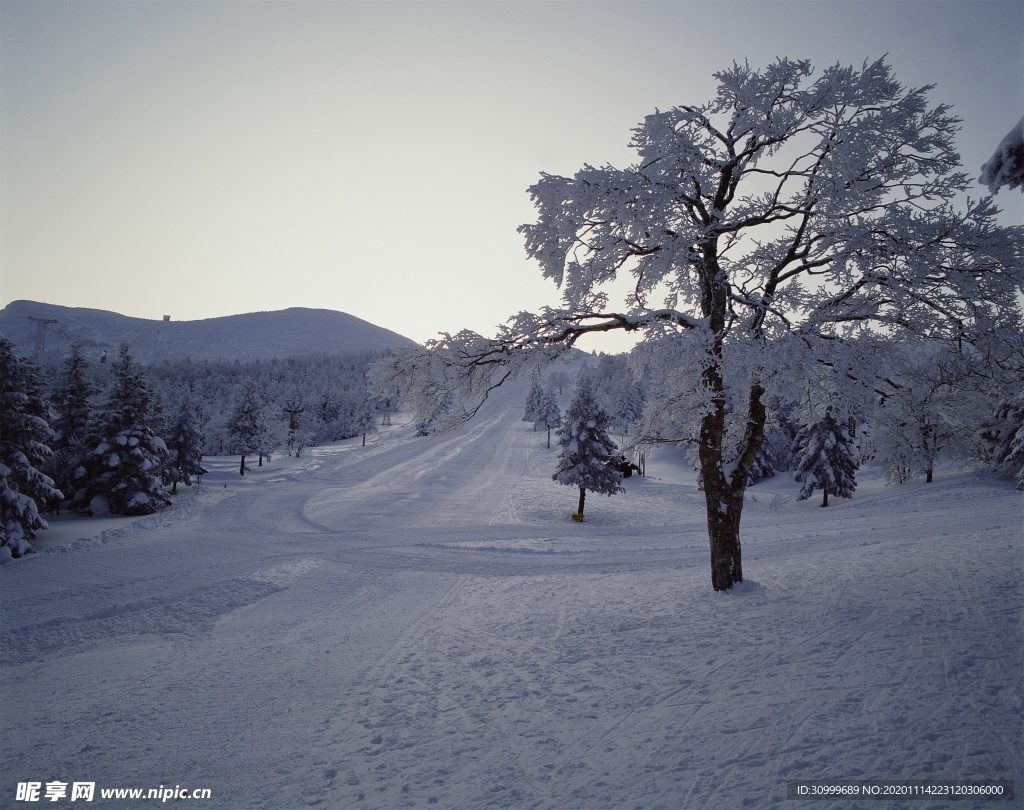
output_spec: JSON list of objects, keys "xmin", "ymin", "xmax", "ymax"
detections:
[{"xmin": 2, "ymin": 0, "xmax": 1022, "ymax": 349}]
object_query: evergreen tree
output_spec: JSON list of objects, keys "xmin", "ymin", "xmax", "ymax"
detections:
[
  {"xmin": 73, "ymin": 344, "xmax": 171, "ymax": 515},
  {"xmin": 986, "ymin": 390, "xmax": 1024, "ymax": 490},
  {"xmin": 227, "ymin": 379, "xmax": 269, "ymax": 476},
  {"xmin": 613, "ymin": 385, "xmax": 645, "ymax": 432},
  {"xmin": 792, "ymin": 409, "xmax": 858, "ymax": 507},
  {"xmin": 47, "ymin": 343, "xmax": 99, "ymax": 500},
  {"xmin": 0, "ymin": 339, "xmax": 63, "ymax": 557},
  {"xmin": 744, "ymin": 440, "xmax": 776, "ymax": 486},
  {"xmin": 162, "ymin": 387, "xmax": 206, "ymax": 494},
  {"xmin": 523, "ymin": 379, "xmax": 545, "ymax": 429},
  {"xmin": 553, "ymin": 376, "xmax": 623, "ymax": 518},
  {"xmin": 534, "ymin": 388, "xmax": 562, "ymax": 449}
]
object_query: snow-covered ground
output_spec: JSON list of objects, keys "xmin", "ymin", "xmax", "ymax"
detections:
[{"xmin": 2, "ymin": 380, "xmax": 1022, "ymax": 809}]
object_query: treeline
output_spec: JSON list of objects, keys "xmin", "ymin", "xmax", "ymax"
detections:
[
  {"xmin": 0, "ymin": 340, "xmax": 395, "ymax": 558},
  {"xmin": 144, "ymin": 351, "xmax": 390, "ymax": 455},
  {"xmin": 524, "ymin": 335, "xmax": 1024, "ymax": 506}
]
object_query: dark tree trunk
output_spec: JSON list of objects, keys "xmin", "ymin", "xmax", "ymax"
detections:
[
  {"xmin": 693, "ymin": 242, "xmax": 754, "ymax": 591},
  {"xmin": 546, "ymin": 428, "xmax": 551, "ymax": 449},
  {"xmin": 821, "ymin": 490, "xmax": 829, "ymax": 507},
  {"xmin": 697, "ymin": 372, "xmax": 766, "ymax": 591},
  {"xmin": 239, "ymin": 455, "xmax": 246, "ymax": 477},
  {"xmin": 259, "ymin": 454, "xmax": 264, "ymax": 467},
  {"xmin": 702, "ymin": 476, "xmax": 745, "ymax": 591},
  {"xmin": 362, "ymin": 432, "xmax": 367, "ymax": 447},
  {"xmin": 577, "ymin": 487, "xmax": 586, "ymax": 516}
]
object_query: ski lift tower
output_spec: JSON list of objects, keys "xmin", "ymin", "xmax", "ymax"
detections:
[{"xmin": 27, "ymin": 316, "xmax": 58, "ymax": 363}]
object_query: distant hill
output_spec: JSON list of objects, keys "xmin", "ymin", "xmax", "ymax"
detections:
[{"xmin": 0, "ymin": 301, "xmax": 418, "ymax": 364}]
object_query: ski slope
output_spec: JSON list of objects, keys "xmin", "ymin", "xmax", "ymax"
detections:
[{"xmin": 2, "ymin": 380, "xmax": 1022, "ymax": 809}]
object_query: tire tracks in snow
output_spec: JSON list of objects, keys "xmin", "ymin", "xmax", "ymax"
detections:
[{"xmin": 1, "ymin": 559, "xmax": 325, "ymax": 665}]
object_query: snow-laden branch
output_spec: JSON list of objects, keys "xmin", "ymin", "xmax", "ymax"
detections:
[{"xmin": 979, "ymin": 116, "xmax": 1024, "ymax": 194}]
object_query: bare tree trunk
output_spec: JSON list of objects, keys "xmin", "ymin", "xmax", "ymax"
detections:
[
  {"xmin": 822, "ymin": 490, "xmax": 829, "ymax": 507},
  {"xmin": 577, "ymin": 487, "xmax": 586, "ymax": 516},
  {"xmin": 693, "ymin": 243, "xmax": 755, "ymax": 591},
  {"xmin": 239, "ymin": 455, "xmax": 246, "ymax": 477},
  {"xmin": 698, "ymin": 372, "xmax": 766, "ymax": 591},
  {"xmin": 703, "ymin": 487, "xmax": 745, "ymax": 591}
]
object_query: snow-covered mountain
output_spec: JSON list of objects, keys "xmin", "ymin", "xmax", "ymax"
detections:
[{"xmin": 0, "ymin": 300, "xmax": 417, "ymax": 364}]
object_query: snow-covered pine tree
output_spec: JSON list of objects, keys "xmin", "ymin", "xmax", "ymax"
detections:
[
  {"xmin": 792, "ymin": 409, "xmax": 858, "ymax": 507},
  {"xmin": 524, "ymin": 379, "xmax": 545, "ymax": 430},
  {"xmin": 744, "ymin": 440, "xmax": 776, "ymax": 486},
  {"xmin": 986, "ymin": 390, "xmax": 1024, "ymax": 489},
  {"xmin": 163, "ymin": 387, "xmax": 206, "ymax": 494},
  {"xmin": 0, "ymin": 339, "xmax": 63, "ymax": 558},
  {"xmin": 227, "ymin": 378, "xmax": 269, "ymax": 476},
  {"xmin": 553, "ymin": 376, "xmax": 623, "ymax": 518},
  {"xmin": 534, "ymin": 388, "xmax": 562, "ymax": 449},
  {"xmin": 73, "ymin": 344, "xmax": 171, "ymax": 516},
  {"xmin": 613, "ymin": 385, "xmax": 645, "ymax": 432},
  {"xmin": 47, "ymin": 343, "xmax": 99, "ymax": 501}
]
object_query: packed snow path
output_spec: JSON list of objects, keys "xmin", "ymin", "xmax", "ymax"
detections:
[{"xmin": 2, "ymin": 381, "xmax": 1022, "ymax": 809}]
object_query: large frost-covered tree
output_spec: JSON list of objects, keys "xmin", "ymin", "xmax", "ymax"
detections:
[
  {"xmin": 553, "ymin": 376, "xmax": 623, "ymax": 518},
  {"xmin": 0, "ymin": 339, "xmax": 63, "ymax": 557},
  {"xmin": 447, "ymin": 57, "xmax": 1022, "ymax": 590}
]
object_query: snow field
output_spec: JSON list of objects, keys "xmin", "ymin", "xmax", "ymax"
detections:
[{"xmin": 1, "ymin": 381, "xmax": 1021, "ymax": 809}]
